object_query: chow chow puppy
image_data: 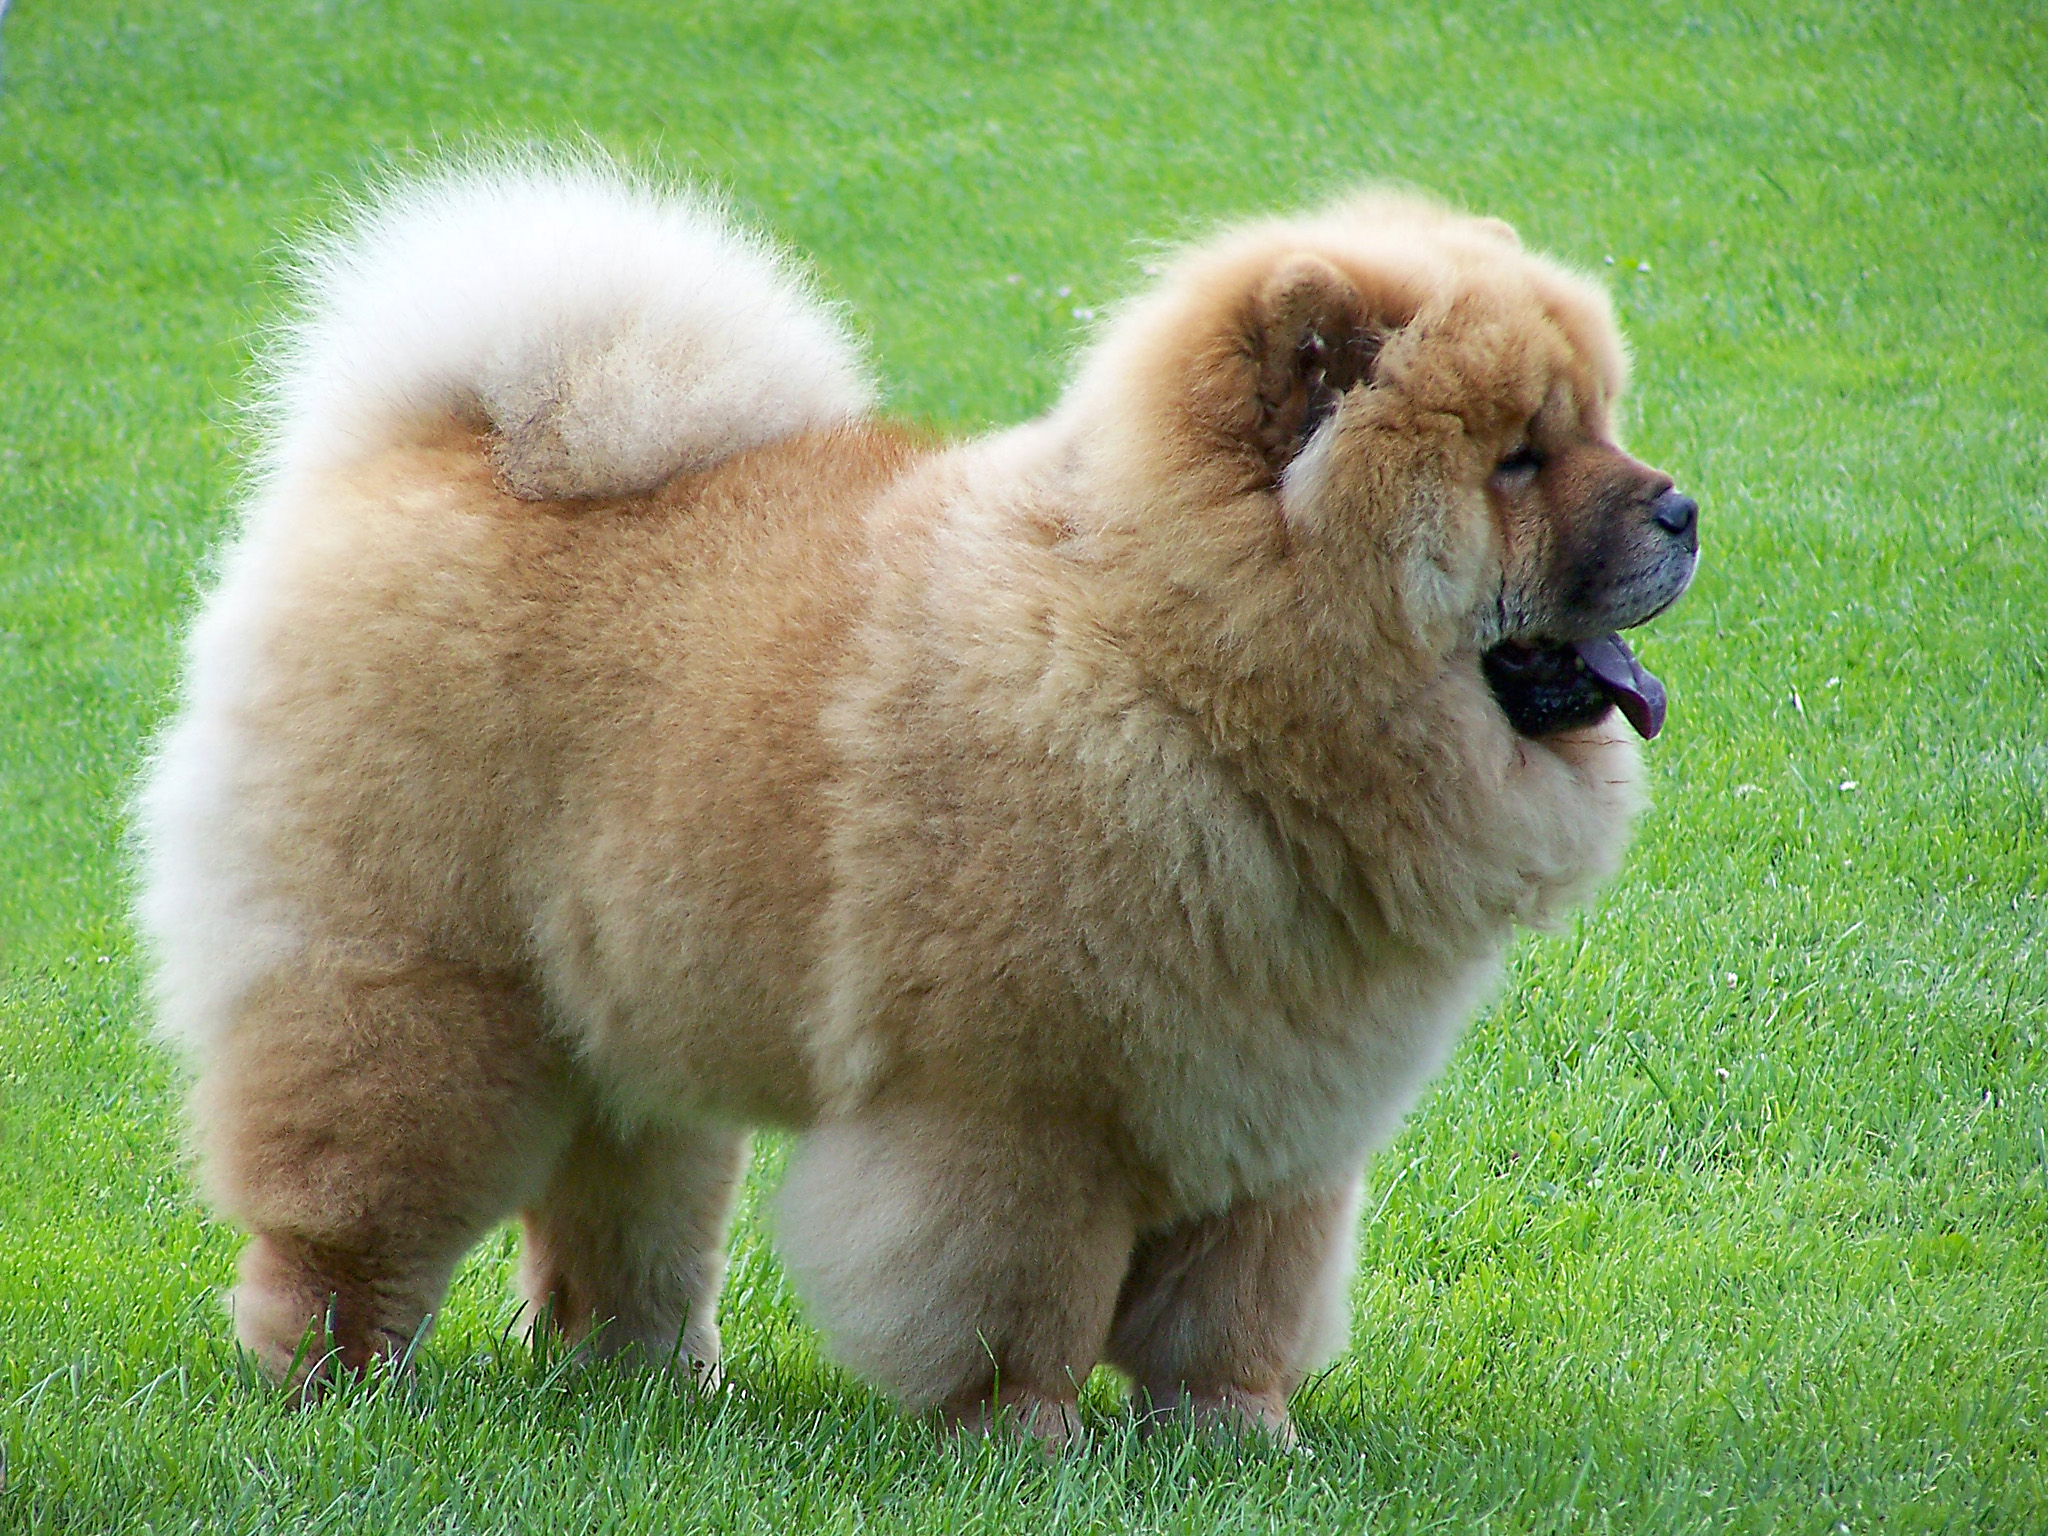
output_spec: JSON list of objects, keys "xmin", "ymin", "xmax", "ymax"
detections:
[{"xmin": 137, "ymin": 157, "xmax": 1698, "ymax": 1448}]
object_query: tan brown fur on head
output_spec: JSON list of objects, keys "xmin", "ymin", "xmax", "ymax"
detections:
[{"xmin": 1061, "ymin": 189, "xmax": 1671, "ymax": 658}]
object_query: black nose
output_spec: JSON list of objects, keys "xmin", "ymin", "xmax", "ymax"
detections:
[{"xmin": 1650, "ymin": 488, "xmax": 1698, "ymax": 538}]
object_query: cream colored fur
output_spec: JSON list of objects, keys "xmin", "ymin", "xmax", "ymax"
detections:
[
  {"xmin": 136, "ymin": 158, "xmax": 1686, "ymax": 1447},
  {"xmin": 266, "ymin": 153, "xmax": 872, "ymax": 497}
]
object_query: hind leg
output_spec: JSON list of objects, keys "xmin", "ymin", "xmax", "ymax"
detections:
[
  {"xmin": 1106, "ymin": 1173, "xmax": 1365, "ymax": 1445},
  {"xmin": 516, "ymin": 1115, "xmax": 748, "ymax": 1381},
  {"xmin": 194, "ymin": 949, "xmax": 573, "ymax": 1391}
]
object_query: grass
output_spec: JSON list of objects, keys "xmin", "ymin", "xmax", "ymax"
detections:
[{"xmin": 2, "ymin": 0, "xmax": 2044, "ymax": 1529}]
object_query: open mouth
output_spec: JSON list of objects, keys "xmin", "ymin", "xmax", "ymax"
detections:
[{"xmin": 1481, "ymin": 633, "xmax": 1667, "ymax": 741}]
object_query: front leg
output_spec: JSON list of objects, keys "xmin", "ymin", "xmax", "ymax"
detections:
[
  {"xmin": 775, "ymin": 1106, "xmax": 1134, "ymax": 1451},
  {"xmin": 1106, "ymin": 1173, "xmax": 1365, "ymax": 1445}
]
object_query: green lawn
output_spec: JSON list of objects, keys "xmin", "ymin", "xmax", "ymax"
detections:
[{"xmin": 3, "ymin": 0, "xmax": 2044, "ymax": 1529}]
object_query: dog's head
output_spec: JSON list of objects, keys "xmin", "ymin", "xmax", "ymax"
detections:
[{"xmin": 1070, "ymin": 193, "xmax": 1697, "ymax": 742}]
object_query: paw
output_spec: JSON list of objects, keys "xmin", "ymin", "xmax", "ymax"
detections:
[
  {"xmin": 941, "ymin": 1388, "xmax": 1087, "ymax": 1455},
  {"xmin": 1136, "ymin": 1385, "xmax": 1298, "ymax": 1448},
  {"xmin": 521, "ymin": 1301, "xmax": 724, "ymax": 1389},
  {"xmin": 229, "ymin": 1236, "xmax": 428, "ymax": 1402}
]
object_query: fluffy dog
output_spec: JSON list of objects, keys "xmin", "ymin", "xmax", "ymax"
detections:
[{"xmin": 137, "ymin": 158, "xmax": 1697, "ymax": 1447}]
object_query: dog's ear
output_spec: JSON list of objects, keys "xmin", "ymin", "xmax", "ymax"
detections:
[{"xmin": 1243, "ymin": 255, "xmax": 1389, "ymax": 481}]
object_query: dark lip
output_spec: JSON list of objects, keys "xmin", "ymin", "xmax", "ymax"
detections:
[
  {"xmin": 1529, "ymin": 550, "xmax": 1698, "ymax": 648},
  {"xmin": 1482, "ymin": 549, "xmax": 1694, "ymax": 740},
  {"xmin": 1481, "ymin": 629, "xmax": 1668, "ymax": 741},
  {"xmin": 1616, "ymin": 549, "xmax": 1700, "ymax": 633},
  {"xmin": 1480, "ymin": 637, "xmax": 1617, "ymax": 739},
  {"xmin": 1633, "ymin": 558, "xmax": 1698, "ymax": 628}
]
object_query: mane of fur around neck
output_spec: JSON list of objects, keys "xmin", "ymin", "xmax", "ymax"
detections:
[{"xmin": 947, "ymin": 282, "xmax": 1644, "ymax": 964}]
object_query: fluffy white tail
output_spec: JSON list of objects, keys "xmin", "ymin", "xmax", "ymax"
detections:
[{"xmin": 263, "ymin": 153, "xmax": 874, "ymax": 498}]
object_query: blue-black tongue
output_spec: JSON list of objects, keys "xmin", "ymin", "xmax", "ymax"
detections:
[{"xmin": 1573, "ymin": 634, "xmax": 1666, "ymax": 739}]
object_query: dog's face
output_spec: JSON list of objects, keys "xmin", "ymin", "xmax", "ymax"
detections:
[
  {"xmin": 1477, "ymin": 386, "xmax": 1698, "ymax": 648},
  {"xmin": 1470, "ymin": 384, "xmax": 1698, "ymax": 740},
  {"xmin": 1120, "ymin": 197, "xmax": 1698, "ymax": 741}
]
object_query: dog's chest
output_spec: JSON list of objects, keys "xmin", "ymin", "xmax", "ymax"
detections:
[{"xmin": 1118, "ymin": 949, "xmax": 1499, "ymax": 1215}]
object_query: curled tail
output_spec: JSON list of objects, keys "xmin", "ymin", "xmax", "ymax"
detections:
[{"xmin": 263, "ymin": 152, "xmax": 873, "ymax": 499}]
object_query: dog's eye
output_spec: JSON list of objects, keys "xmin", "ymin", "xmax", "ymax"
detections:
[{"xmin": 1495, "ymin": 443, "xmax": 1543, "ymax": 478}]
